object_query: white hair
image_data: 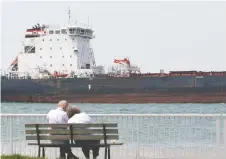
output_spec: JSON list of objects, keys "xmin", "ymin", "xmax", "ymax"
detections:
[{"xmin": 58, "ymin": 100, "xmax": 68, "ymax": 107}]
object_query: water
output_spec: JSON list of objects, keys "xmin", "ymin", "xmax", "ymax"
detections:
[{"xmin": 1, "ymin": 102, "xmax": 226, "ymax": 114}]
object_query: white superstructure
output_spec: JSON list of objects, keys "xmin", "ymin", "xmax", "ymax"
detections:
[
  {"xmin": 4, "ymin": 9, "xmax": 140, "ymax": 79},
  {"xmin": 8, "ymin": 21, "xmax": 104, "ymax": 79}
]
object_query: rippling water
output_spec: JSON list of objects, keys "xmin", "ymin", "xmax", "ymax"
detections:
[{"xmin": 1, "ymin": 102, "xmax": 226, "ymax": 114}]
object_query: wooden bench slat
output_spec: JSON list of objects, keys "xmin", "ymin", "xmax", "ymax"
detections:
[
  {"xmin": 25, "ymin": 129, "xmax": 118, "ymax": 135},
  {"xmin": 26, "ymin": 134, "xmax": 119, "ymax": 140},
  {"xmin": 28, "ymin": 143, "xmax": 123, "ymax": 147},
  {"xmin": 25, "ymin": 123, "xmax": 117, "ymax": 128}
]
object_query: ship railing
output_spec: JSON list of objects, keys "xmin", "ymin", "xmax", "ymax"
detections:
[
  {"xmin": 68, "ymin": 32, "xmax": 94, "ymax": 39},
  {"xmin": 1, "ymin": 113, "xmax": 226, "ymax": 158},
  {"xmin": 1, "ymin": 71, "xmax": 31, "ymax": 79}
]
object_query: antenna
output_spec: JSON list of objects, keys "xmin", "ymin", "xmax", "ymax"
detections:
[
  {"xmin": 88, "ymin": 16, "xmax": 89, "ymax": 28},
  {"xmin": 68, "ymin": 7, "xmax": 71, "ymax": 24}
]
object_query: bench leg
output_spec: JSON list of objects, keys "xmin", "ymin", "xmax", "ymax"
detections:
[
  {"xmin": 38, "ymin": 146, "xmax": 40, "ymax": 157},
  {"xmin": 104, "ymin": 147, "xmax": 107, "ymax": 159},
  {"xmin": 42, "ymin": 147, "xmax": 45, "ymax": 157},
  {"xmin": 107, "ymin": 146, "xmax": 110, "ymax": 159}
]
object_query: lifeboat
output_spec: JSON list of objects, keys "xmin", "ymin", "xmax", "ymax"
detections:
[
  {"xmin": 114, "ymin": 58, "xmax": 130, "ymax": 65},
  {"xmin": 53, "ymin": 71, "xmax": 68, "ymax": 78}
]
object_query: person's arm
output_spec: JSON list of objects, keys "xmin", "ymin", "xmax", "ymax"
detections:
[
  {"xmin": 88, "ymin": 115, "xmax": 93, "ymax": 123},
  {"xmin": 63, "ymin": 113, "xmax": 69, "ymax": 123},
  {"xmin": 46, "ymin": 111, "xmax": 50, "ymax": 122}
]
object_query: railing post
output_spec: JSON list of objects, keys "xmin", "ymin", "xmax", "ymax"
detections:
[
  {"xmin": 216, "ymin": 115, "xmax": 221, "ymax": 148},
  {"xmin": 136, "ymin": 117, "xmax": 140, "ymax": 159},
  {"xmin": 223, "ymin": 115, "xmax": 226, "ymax": 148},
  {"xmin": 9, "ymin": 116, "xmax": 13, "ymax": 154}
]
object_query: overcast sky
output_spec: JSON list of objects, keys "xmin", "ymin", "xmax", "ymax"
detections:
[{"xmin": 1, "ymin": 1, "xmax": 226, "ymax": 73}]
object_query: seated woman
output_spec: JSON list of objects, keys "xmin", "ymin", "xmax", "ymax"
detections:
[{"xmin": 67, "ymin": 106, "xmax": 100, "ymax": 159}]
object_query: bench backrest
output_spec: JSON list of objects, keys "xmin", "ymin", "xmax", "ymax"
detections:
[{"xmin": 25, "ymin": 123, "xmax": 119, "ymax": 145}]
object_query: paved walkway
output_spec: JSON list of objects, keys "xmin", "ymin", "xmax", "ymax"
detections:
[{"xmin": 1, "ymin": 141, "xmax": 226, "ymax": 159}]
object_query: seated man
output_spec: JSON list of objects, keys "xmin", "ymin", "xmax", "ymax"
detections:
[
  {"xmin": 67, "ymin": 106, "xmax": 100, "ymax": 159},
  {"xmin": 47, "ymin": 100, "xmax": 78, "ymax": 159}
]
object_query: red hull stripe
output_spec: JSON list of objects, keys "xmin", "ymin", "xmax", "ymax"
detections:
[{"xmin": 26, "ymin": 29, "xmax": 44, "ymax": 33}]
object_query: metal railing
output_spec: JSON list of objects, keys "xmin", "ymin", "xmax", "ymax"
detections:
[{"xmin": 1, "ymin": 114, "xmax": 226, "ymax": 159}]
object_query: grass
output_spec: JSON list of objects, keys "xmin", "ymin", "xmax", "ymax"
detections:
[{"xmin": 0, "ymin": 154, "xmax": 46, "ymax": 159}]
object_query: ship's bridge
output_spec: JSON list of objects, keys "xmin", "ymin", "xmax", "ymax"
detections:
[{"xmin": 67, "ymin": 26, "xmax": 94, "ymax": 39}]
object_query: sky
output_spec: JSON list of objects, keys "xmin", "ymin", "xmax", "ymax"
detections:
[{"xmin": 1, "ymin": 1, "xmax": 226, "ymax": 73}]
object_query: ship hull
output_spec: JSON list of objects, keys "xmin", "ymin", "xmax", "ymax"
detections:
[
  {"xmin": 1, "ymin": 75, "xmax": 226, "ymax": 103},
  {"xmin": 2, "ymin": 92, "xmax": 226, "ymax": 103}
]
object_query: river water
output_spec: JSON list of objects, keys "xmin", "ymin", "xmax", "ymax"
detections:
[{"xmin": 1, "ymin": 102, "xmax": 226, "ymax": 114}]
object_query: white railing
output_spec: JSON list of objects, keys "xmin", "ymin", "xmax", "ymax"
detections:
[{"xmin": 1, "ymin": 114, "xmax": 226, "ymax": 159}]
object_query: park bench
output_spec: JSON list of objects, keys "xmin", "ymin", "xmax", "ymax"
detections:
[{"xmin": 25, "ymin": 123, "xmax": 123, "ymax": 159}]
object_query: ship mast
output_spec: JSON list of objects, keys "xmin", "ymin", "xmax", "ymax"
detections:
[{"xmin": 68, "ymin": 7, "xmax": 71, "ymax": 24}]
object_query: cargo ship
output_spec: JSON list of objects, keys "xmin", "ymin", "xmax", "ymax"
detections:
[{"xmin": 1, "ymin": 15, "xmax": 226, "ymax": 103}]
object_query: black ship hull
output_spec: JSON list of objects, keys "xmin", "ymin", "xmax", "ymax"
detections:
[{"xmin": 1, "ymin": 75, "xmax": 226, "ymax": 103}]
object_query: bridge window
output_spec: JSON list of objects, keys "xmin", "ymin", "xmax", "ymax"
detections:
[
  {"xmin": 55, "ymin": 30, "xmax": 60, "ymax": 34},
  {"xmin": 49, "ymin": 30, "xmax": 54, "ymax": 34},
  {"xmin": 69, "ymin": 28, "xmax": 75, "ymax": 34},
  {"xmin": 81, "ymin": 29, "xmax": 84, "ymax": 35},
  {"xmin": 61, "ymin": 29, "xmax": 67, "ymax": 34}
]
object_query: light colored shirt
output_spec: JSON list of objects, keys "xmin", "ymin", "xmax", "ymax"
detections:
[
  {"xmin": 47, "ymin": 107, "xmax": 68, "ymax": 124},
  {"xmin": 47, "ymin": 107, "xmax": 68, "ymax": 144},
  {"xmin": 68, "ymin": 112, "xmax": 92, "ymax": 124}
]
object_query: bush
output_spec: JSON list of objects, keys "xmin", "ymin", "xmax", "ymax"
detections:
[{"xmin": 0, "ymin": 154, "xmax": 46, "ymax": 159}]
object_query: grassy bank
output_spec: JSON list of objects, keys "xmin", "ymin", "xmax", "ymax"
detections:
[{"xmin": 0, "ymin": 154, "xmax": 46, "ymax": 159}]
